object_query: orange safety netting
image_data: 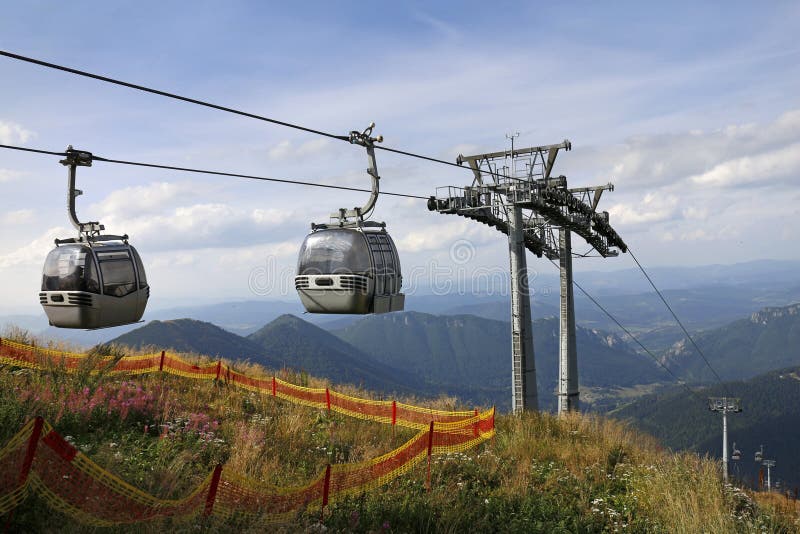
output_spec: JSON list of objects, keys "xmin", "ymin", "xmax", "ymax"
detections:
[
  {"xmin": 0, "ymin": 338, "xmax": 496, "ymax": 526},
  {"xmin": 0, "ymin": 411, "xmax": 495, "ymax": 526},
  {"xmin": 0, "ymin": 338, "xmax": 475, "ymax": 430}
]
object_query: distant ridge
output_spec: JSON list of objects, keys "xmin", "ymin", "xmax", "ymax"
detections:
[
  {"xmin": 247, "ymin": 314, "xmax": 421, "ymax": 394},
  {"xmin": 107, "ymin": 316, "xmax": 415, "ymax": 395},
  {"xmin": 333, "ymin": 311, "xmax": 664, "ymax": 410},
  {"xmin": 107, "ymin": 318, "xmax": 272, "ymax": 363},
  {"xmin": 661, "ymin": 302, "xmax": 800, "ymax": 381},
  {"xmin": 613, "ymin": 365, "xmax": 800, "ymax": 490}
]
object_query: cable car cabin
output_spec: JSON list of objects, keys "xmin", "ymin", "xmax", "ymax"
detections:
[
  {"xmin": 732, "ymin": 449, "xmax": 742, "ymax": 461},
  {"xmin": 39, "ymin": 239, "xmax": 149, "ymax": 329},
  {"xmin": 295, "ymin": 227, "xmax": 404, "ymax": 314}
]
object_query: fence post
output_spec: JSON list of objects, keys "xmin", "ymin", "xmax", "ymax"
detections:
[
  {"xmin": 158, "ymin": 350, "xmax": 165, "ymax": 372},
  {"xmin": 426, "ymin": 420, "xmax": 434, "ymax": 491},
  {"xmin": 272, "ymin": 376, "xmax": 277, "ymax": 396},
  {"xmin": 19, "ymin": 416, "xmax": 44, "ymax": 486},
  {"xmin": 325, "ymin": 388, "xmax": 331, "ymax": 416},
  {"xmin": 473, "ymin": 408, "xmax": 479, "ymax": 437},
  {"xmin": 491, "ymin": 406, "xmax": 496, "ymax": 449},
  {"xmin": 320, "ymin": 464, "xmax": 332, "ymax": 522},
  {"xmin": 215, "ymin": 360, "xmax": 222, "ymax": 382},
  {"xmin": 204, "ymin": 464, "xmax": 223, "ymax": 517},
  {"xmin": 5, "ymin": 416, "xmax": 44, "ymax": 531},
  {"xmin": 391, "ymin": 401, "xmax": 397, "ymax": 440}
]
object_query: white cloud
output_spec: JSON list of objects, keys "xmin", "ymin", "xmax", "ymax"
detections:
[
  {"xmin": 0, "ymin": 209, "xmax": 35, "ymax": 225},
  {"xmin": 70, "ymin": 182, "xmax": 304, "ymax": 252},
  {"xmin": 568, "ymin": 109, "xmax": 800, "ymax": 190},
  {"xmin": 608, "ymin": 193, "xmax": 679, "ymax": 226},
  {"xmin": 0, "ymin": 226, "xmax": 68, "ymax": 268},
  {"xmin": 215, "ymin": 240, "xmax": 298, "ymax": 266},
  {"xmin": 0, "ymin": 120, "xmax": 33, "ymax": 144},
  {"xmin": 681, "ymin": 205, "xmax": 710, "ymax": 221},
  {"xmin": 397, "ymin": 219, "xmax": 494, "ymax": 253},
  {"xmin": 91, "ymin": 182, "xmax": 204, "ymax": 219},
  {"xmin": 100, "ymin": 201, "xmax": 300, "ymax": 251},
  {"xmin": 148, "ymin": 252, "xmax": 198, "ymax": 269},
  {"xmin": 689, "ymin": 142, "xmax": 800, "ymax": 187}
]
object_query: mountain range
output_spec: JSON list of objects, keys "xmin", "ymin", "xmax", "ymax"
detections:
[
  {"xmin": 661, "ymin": 303, "xmax": 800, "ymax": 382},
  {"xmin": 107, "ymin": 311, "xmax": 664, "ymax": 411},
  {"xmin": 110, "ymin": 316, "xmax": 419, "ymax": 395},
  {"xmin": 332, "ymin": 312, "xmax": 665, "ymax": 409}
]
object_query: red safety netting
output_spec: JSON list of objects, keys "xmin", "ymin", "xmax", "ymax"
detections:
[
  {"xmin": 0, "ymin": 338, "xmax": 496, "ymax": 526},
  {"xmin": 0, "ymin": 410, "xmax": 495, "ymax": 526},
  {"xmin": 0, "ymin": 338, "xmax": 479, "ymax": 430}
]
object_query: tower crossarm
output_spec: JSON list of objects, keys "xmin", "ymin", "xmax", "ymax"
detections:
[
  {"xmin": 457, "ymin": 140, "xmax": 572, "ymax": 187},
  {"xmin": 428, "ymin": 188, "xmax": 557, "ymax": 257},
  {"xmin": 502, "ymin": 179, "xmax": 627, "ymax": 256},
  {"xmin": 449, "ymin": 142, "xmax": 626, "ymax": 257}
]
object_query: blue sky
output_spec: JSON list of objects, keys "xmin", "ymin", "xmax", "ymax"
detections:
[{"xmin": 1, "ymin": 1, "xmax": 800, "ymax": 313}]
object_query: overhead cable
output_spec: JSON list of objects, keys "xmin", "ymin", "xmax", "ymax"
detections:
[
  {"xmin": 0, "ymin": 143, "xmax": 429, "ymax": 200},
  {"xmin": 0, "ymin": 50, "xmax": 469, "ymax": 171},
  {"xmin": 547, "ymin": 258, "xmax": 705, "ymax": 403},
  {"xmin": 628, "ymin": 248, "xmax": 730, "ymax": 394}
]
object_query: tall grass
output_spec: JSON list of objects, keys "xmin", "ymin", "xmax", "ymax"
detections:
[{"xmin": 0, "ymin": 327, "xmax": 797, "ymax": 532}]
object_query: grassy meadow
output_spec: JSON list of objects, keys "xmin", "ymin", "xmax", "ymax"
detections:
[{"xmin": 0, "ymin": 327, "xmax": 798, "ymax": 532}]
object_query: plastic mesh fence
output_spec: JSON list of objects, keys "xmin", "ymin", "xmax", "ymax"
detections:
[
  {"xmin": 0, "ymin": 411, "xmax": 494, "ymax": 525},
  {"xmin": 0, "ymin": 338, "xmax": 477, "ymax": 429},
  {"xmin": 0, "ymin": 339, "xmax": 496, "ymax": 525}
]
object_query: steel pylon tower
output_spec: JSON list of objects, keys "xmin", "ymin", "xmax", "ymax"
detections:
[
  {"xmin": 428, "ymin": 138, "xmax": 627, "ymax": 413},
  {"xmin": 708, "ymin": 397, "xmax": 742, "ymax": 483},
  {"xmin": 558, "ymin": 228, "xmax": 578, "ymax": 412}
]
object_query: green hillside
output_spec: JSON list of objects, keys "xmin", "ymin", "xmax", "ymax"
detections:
[
  {"xmin": 662, "ymin": 303, "xmax": 800, "ymax": 381},
  {"xmin": 247, "ymin": 314, "xmax": 422, "ymax": 394},
  {"xmin": 108, "ymin": 317, "xmax": 411, "ymax": 397},
  {"xmin": 334, "ymin": 312, "xmax": 665, "ymax": 411},
  {"xmin": 612, "ymin": 366, "xmax": 800, "ymax": 490},
  {"xmin": 108, "ymin": 318, "xmax": 273, "ymax": 362}
]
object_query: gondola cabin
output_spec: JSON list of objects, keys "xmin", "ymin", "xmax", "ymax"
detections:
[
  {"xmin": 295, "ymin": 226, "xmax": 404, "ymax": 314},
  {"xmin": 40, "ymin": 237, "xmax": 149, "ymax": 329}
]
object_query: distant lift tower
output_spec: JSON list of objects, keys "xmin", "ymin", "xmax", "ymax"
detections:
[
  {"xmin": 762, "ymin": 459, "xmax": 776, "ymax": 492},
  {"xmin": 428, "ymin": 138, "xmax": 627, "ymax": 413},
  {"xmin": 708, "ymin": 397, "xmax": 742, "ymax": 483}
]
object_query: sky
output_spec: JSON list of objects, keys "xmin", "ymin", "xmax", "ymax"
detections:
[{"xmin": 1, "ymin": 1, "xmax": 799, "ymax": 314}]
